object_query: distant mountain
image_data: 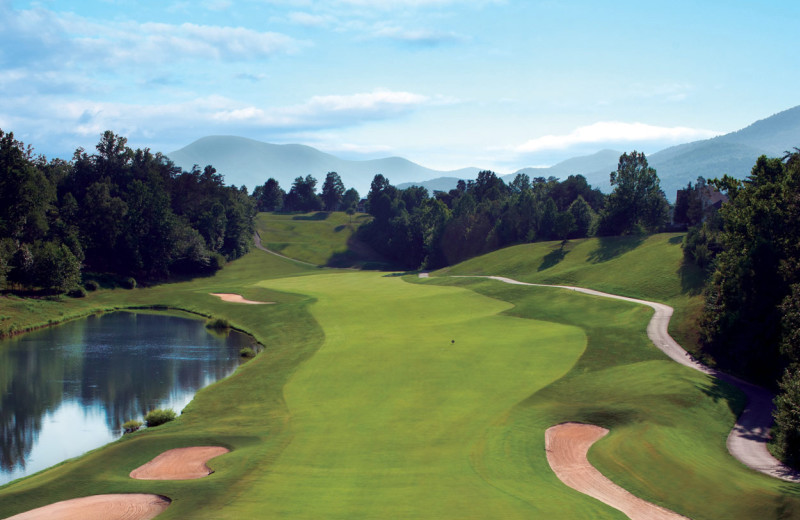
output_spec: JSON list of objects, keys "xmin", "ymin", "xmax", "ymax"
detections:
[
  {"xmin": 502, "ymin": 149, "xmax": 622, "ymax": 193},
  {"xmin": 168, "ymin": 105, "xmax": 800, "ymax": 202},
  {"xmin": 397, "ymin": 177, "xmax": 466, "ymax": 192},
  {"xmin": 650, "ymin": 105, "xmax": 800, "ymax": 198},
  {"xmin": 167, "ymin": 136, "xmax": 480, "ymax": 197},
  {"xmin": 398, "ymin": 150, "xmax": 623, "ymax": 194}
]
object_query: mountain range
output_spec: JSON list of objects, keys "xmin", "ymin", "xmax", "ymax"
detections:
[{"xmin": 167, "ymin": 105, "xmax": 800, "ymax": 201}]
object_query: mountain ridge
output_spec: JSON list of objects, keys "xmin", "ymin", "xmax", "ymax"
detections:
[{"xmin": 168, "ymin": 105, "xmax": 800, "ymax": 201}]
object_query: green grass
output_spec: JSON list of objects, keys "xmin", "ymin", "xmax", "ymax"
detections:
[
  {"xmin": 3, "ymin": 232, "xmax": 800, "ymax": 518},
  {"xmin": 228, "ymin": 271, "xmax": 590, "ymax": 518},
  {"xmin": 438, "ymin": 233, "xmax": 707, "ymax": 357},
  {"xmin": 416, "ymin": 276, "xmax": 800, "ymax": 519},
  {"xmin": 256, "ymin": 211, "xmax": 385, "ymax": 268}
]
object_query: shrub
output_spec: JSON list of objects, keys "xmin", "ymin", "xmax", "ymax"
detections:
[
  {"xmin": 206, "ymin": 318, "xmax": 230, "ymax": 330},
  {"xmin": 239, "ymin": 346, "xmax": 256, "ymax": 358},
  {"xmin": 208, "ymin": 252, "xmax": 226, "ymax": 271},
  {"xmin": 122, "ymin": 277, "xmax": 137, "ymax": 289},
  {"xmin": 122, "ymin": 419, "xmax": 143, "ymax": 433},
  {"xmin": 84, "ymin": 280, "xmax": 99, "ymax": 291},
  {"xmin": 144, "ymin": 408, "xmax": 176, "ymax": 427},
  {"xmin": 67, "ymin": 287, "xmax": 87, "ymax": 298}
]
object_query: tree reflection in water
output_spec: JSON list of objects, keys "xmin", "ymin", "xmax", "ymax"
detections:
[{"xmin": 0, "ymin": 311, "xmax": 253, "ymax": 484}]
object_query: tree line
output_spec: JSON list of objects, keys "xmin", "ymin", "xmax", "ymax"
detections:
[
  {"xmin": 0, "ymin": 130, "xmax": 255, "ymax": 293},
  {"xmin": 253, "ymin": 151, "xmax": 671, "ymax": 270},
  {"xmin": 677, "ymin": 149, "xmax": 800, "ymax": 467},
  {"xmin": 252, "ymin": 172, "xmax": 361, "ymax": 213}
]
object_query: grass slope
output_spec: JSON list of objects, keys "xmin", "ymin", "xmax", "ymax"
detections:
[
  {"xmin": 255, "ymin": 211, "xmax": 386, "ymax": 268},
  {"xmin": 438, "ymin": 233, "xmax": 707, "ymax": 356},
  {"xmin": 3, "ymin": 232, "xmax": 800, "ymax": 518},
  {"xmin": 0, "ymin": 251, "xmax": 323, "ymax": 518},
  {"xmin": 414, "ymin": 275, "xmax": 800, "ymax": 519}
]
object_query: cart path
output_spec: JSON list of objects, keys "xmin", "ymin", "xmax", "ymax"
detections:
[{"xmin": 461, "ymin": 275, "xmax": 800, "ymax": 482}]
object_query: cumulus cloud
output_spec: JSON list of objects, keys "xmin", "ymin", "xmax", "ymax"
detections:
[{"xmin": 514, "ymin": 121, "xmax": 719, "ymax": 153}]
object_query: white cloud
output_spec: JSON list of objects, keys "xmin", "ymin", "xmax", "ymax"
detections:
[
  {"xmin": 370, "ymin": 25, "xmax": 464, "ymax": 44},
  {"xmin": 212, "ymin": 89, "xmax": 433, "ymax": 126},
  {"xmin": 287, "ymin": 11, "xmax": 336, "ymax": 27},
  {"xmin": 1, "ymin": 4, "xmax": 304, "ymax": 70},
  {"xmin": 514, "ymin": 121, "xmax": 719, "ymax": 153}
]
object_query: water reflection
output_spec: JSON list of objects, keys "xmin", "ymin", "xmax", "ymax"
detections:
[{"xmin": 0, "ymin": 311, "xmax": 254, "ymax": 485}]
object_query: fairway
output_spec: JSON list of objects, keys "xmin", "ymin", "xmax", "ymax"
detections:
[{"xmin": 222, "ymin": 271, "xmax": 587, "ymax": 518}]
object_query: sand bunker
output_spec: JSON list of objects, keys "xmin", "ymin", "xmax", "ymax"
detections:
[
  {"xmin": 130, "ymin": 446, "xmax": 229, "ymax": 480},
  {"xmin": 210, "ymin": 293, "xmax": 273, "ymax": 305},
  {"xmin": 6, "ymin": 494, "xmax": 170, "ymax": 520},
  {"xmin": 545, "ymin": 423, "xmax": 688, "ymax": 520}
]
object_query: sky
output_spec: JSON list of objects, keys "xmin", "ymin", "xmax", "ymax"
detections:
[{"xmin": 2, "ymin": 0, "xmax": 799, "ymax": 174}]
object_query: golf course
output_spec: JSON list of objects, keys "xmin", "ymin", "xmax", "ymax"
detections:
[{"xmin": 2, "ymin": 212, "xmax": 800, "ymax": 519}]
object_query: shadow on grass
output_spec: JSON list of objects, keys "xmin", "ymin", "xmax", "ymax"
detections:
[
  {"xmin": 587, "ymin": 235, "xmax": 645, "ymax": 263},
  {"xmin": 574, "ymin": 407, "xmax": 639, "ymax": 429},
  {"xmin": 668, "ymin": 235, "xmax": 684, "ymax": 245},
  {"xmin": 538, "ymin": 243, "xmax": 569, "ymax": 271},
  {"xmin": 679, "ymin": 261, "xmax": 707, "ymax": 296},
  {"xmin": 695, "ymin": 374, "xmax": 747, "ymax": 418},
  {"xmin": 292, "ymin": 212, "xmax": 330, "ymax": 221}
]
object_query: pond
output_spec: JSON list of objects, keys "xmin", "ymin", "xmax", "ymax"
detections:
[{"xmin": 0, "ymin": 311, "xmax": 256, "ymax": 486}]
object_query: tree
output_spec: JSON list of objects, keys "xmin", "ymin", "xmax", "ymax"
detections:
[
  {"xmin": 253, "ymin": 178, "xmax": 284, "ymax": 212},
  {"xmin": 568, "ymin": 195, "xmax": 594, "ymax": 238},
  {"xmin": 700, "ymin": 152, "xmax": 800, "ymax": 384},
  {"xmin": 342, "ymin": 188, "xmax": 360, "ymax": 211},
  {"xmin": 284, "ymin": 175, "xmax": 322, "ymax": 212},
  {"xmin": 597, "ymin": 151, "xmax": 668, "ymax": 235},
  {"xmin": 321, "ymin": 171, "xmax": 345, "ymax": 211},
  {"xmin": 509, "ymin": 173, "xmax": 531, "ymax": 194},
  {"xmin": 32, "ymin": 242, "xmax": 81, "ymax": 293}
]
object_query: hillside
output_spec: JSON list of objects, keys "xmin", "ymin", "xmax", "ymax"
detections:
[
  {"xmin": 255, "ymin": 211, "xmax": 388, "ymax": 268},
  {"xmin": 437, "ymin": 233, "xmax": 706, "ymax": 354}
]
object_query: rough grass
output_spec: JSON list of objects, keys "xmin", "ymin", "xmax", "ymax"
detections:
[
  {"xmin": 437, "ymin": 233, "xmax": 707, "ymax": 356},
  {"xmin": 255, "ymin": 211, "xmax": 383, "ymax": 267}
]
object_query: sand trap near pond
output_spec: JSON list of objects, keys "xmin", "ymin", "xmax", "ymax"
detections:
[
  {"xmin": 210, "ymin": 293, "xmax": 273, "ymax": 304},
  {"xmin": 6, "ymin": 494, "xmax": 170, "ymax": 520},
  {"xmin": 545, "ymin": 423, "xmax": 688, "ymax": 520},
  {"xmin": 130, "ymin": 446, "xmax": 230, "ymax": 480}
]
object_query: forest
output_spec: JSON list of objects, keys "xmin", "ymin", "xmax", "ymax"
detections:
[
  {"xmin": 253, "ymin": 151, "xmax": 671, "ymax": 270},
  {"xmin": 0, "ymin": 130, "xmax": 255, "ymax": 293}
]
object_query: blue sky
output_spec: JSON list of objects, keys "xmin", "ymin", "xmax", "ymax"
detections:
[{"xmin": 2, "ymin": 0, "xmax": 798, "ymax": 173}]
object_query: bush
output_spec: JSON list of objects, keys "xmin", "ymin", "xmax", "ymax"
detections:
[
  {"xmin": 122, "ymin": 277, "xmax": 137, "ymax": 289},
  {"xmin": 122, "ymin": 419, "xmax": 143, "ymax": 433},
  {"xmin": 239, "ymin": 346, "xmax": 256, "ymax": 358},
  {"xmin": 67, "ymin": 287, "xmax": 87, "ymax": 298},
  {"xmin": 84, "ymin": 280, "xmax": 99, "ymax": 291},
  {"xmin": 206, "ymin": 318, "xmax": 230, "ymax": 330},
  {"xmin": 208, "ymin": 252, "xmax": 226, "ymax": 271},
  {"xmin": 144, "ymin": 408, "xmax": 176, "ymax": 427}
]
